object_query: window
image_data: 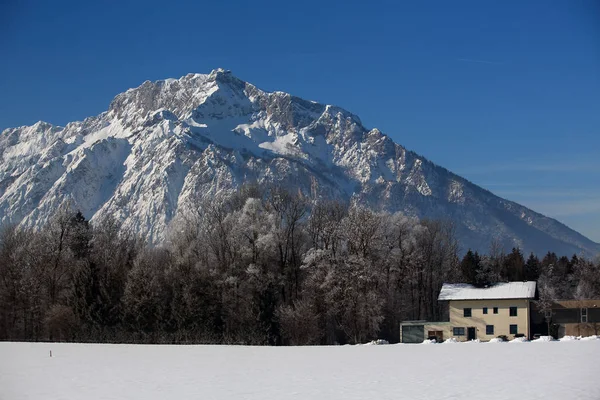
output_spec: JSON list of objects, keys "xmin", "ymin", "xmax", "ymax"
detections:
[
  {"xmin": 464, "ymin": 308, "xmax": 472, "ymax": 317},
  {"xmin": 510, "ymin": 324, "xmax": 518, "ymax": 335},
  {"xmin": 483, "ymin": 307, "xmax": 488, "ymax": 314},
  {"xmin": 453, "ymin": 327, "xmax": 465, "ymax": 336},
  {"xmin": 581, "ymin": 308, "xmax": 588, "ymax": 323},
  {"xmin": 486, "ymin": 325, "xmax": 494, "ymax": 335},
  {"xmin": 509, "ymin": 307, "xmax": 518, "ymax": 317},
  {"xmin": 493, "ymin": 307, "xmax": 498, "ymax": 314}
]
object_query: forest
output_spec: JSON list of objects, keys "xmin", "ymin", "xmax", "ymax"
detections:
[{"xmin": 1, "ymin": 185, "xmax": 599, "ymax": 345}]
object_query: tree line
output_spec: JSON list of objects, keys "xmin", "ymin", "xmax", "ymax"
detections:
[
  {"xmin": 1, "ymin": 185, "xmax": 599, "ymax": 344},
  {"xmin": 459, "ymin": 247, "xmax": 600, "ymax": 300}
]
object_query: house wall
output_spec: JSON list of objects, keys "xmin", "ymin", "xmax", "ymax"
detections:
[
  {"xmin": 564, "ymin": 323, "xmax": 600, "ymax": 337},
  {"xmin": 423, "ymin": 323, "xmax": 453, "ymax": 341},
  {"xmin": 448, "ymin": 299, "xmax": 530, "ymax": 340}
]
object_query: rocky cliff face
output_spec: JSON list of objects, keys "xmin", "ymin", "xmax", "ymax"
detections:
[{"xmin": 1, "ymin": 69, "xmax": 598, "ymax": 256}]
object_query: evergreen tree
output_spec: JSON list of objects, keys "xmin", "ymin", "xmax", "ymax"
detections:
[
  {"xmin": 541, "ymin": 252, "xmax": 558, "ymax": 269},
  {"xmin": 69, "ymin": 211, "xmax": 92, "ymax": 259},
  {"xmin": 503, "ymin": 247, "xmax": 525, "ymax": 281},
  {"xmin": 460, "ymin": 250, "xmax": 479, "ymax": 284},
  {"xmin": 524, "ymin": 253, "xmax": 540, "ymax": 281},
  {"xmin": 474, "ymin": 255, "xmax": 500, "ymax": 287}
]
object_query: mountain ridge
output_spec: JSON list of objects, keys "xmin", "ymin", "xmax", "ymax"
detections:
[{"xmin": 1, "ymin": 68, "xmax": 598, "ymax": 257}]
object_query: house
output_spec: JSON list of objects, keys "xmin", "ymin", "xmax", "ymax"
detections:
[
  {"xmin": 400, "ymin": 281, "xmax": 537, "ymax": 343},
  {"xmin": 531, "ymin": 299, "xmax": 600, "ymax": 338}
]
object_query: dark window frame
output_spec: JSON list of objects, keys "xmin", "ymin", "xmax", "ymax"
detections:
[
  {"xmin": 510, "ymin": 324, "xmax": 518, "ymax": 334},
  {"xmin": 483, "ymin": 307, "xmax": 488, "ymax": 314},
  {"xmin": 464, "ymin": 308, "xmax": 472, "ymax": 317},
  {"xmin": 581, "ymin": 308, "xmax": 588, "ymax": 323},
  {"xmin": 453, "ymin": 327, "xmax": 465, "ymax": 336},
  {"xmin": 510, "ymin": 307, "xmax": 518, "ymax": 317},
  {"xmin": 486, "ymin": 325, "xmax": 494, "ymax": 335},
  {"xmin": 493, "ymin": 307, "xmax": 498, "ymax": 314}
]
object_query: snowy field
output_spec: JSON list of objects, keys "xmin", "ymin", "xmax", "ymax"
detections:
[{"xmin": 1, "ymin": 340, "xmax": 599, "ymax": 400}]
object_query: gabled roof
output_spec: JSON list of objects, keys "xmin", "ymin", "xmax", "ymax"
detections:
[{"xmin": 438, "ymin": 281, "xmax": 536, "ymax": 301}]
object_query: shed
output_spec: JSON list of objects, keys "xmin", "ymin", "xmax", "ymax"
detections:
[{"xmin": 400, "ymin": 321, "xmax": 426, "ymax": 343}]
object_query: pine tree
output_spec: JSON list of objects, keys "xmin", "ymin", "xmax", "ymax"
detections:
[
  {"xmin": 460, "ymin": 250, "xmax": 479, "ymax": 284},
  {"xmin": 524, "ymin": 253, "xmax": 540, "ymax": 281},
  {"xmin": 475, "ymin": 255, "xmax": 500, "ymax": 287},
  {"xmin": 504, "ymin": 247, "xmax": 525, "ymax": 281},
  {"xmin": 69, "ymin": 211, "xmax": 92, "ymax": 259}
]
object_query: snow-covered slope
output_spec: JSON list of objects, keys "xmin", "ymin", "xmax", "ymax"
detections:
[{"xmin": 1, "ymin": 68, "xmax": 599, "ymax": 256}]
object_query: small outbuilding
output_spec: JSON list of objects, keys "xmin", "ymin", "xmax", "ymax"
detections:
[{"xmin": 531, "ymin": 299, "xmax": 600, "ymax": 338}]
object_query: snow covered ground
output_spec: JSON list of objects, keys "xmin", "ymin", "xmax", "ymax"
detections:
[{"xmin": 1, "ymin": 341, "xmax": 599, "ymax": 400}]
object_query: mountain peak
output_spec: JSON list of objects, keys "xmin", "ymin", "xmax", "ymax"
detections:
[
  {"xmin": 207, "ymin": 68, "xmax": 246, "ymax": 91},
  {"xmin": 209, "ymin": 67, "xmax": 231, "ymax": 77}
]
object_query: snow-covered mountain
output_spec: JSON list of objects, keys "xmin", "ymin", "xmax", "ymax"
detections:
[{"xmin": 1, "ymin": 68, "xmax": 598, "ymax": 256}]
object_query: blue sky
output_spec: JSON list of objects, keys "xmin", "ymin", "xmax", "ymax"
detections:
[{"xmin": 1, "ymin": 0, "xmax": 599, "ymax": 242}]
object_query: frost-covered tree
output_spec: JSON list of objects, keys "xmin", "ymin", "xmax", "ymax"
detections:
[
  {"xmin": 475, "ymin": 255, "xmax": 501, "ymax": 287},
  {"xmin": 343, "ymin": 205, "xmax": 382, "ymax": 259},
  {"xmin": 39, "ymin": 203, "xmax": 79, "ymax": 307},
  {"xmin": 336, "ymin": 256, "xmax": 384, "ymax": 344},
  {"xmin": 307, "ymin": 199, "xmax": 346, "ymax": 255},
  {"xmin": 573, "ymin": 257, "xmax": 600, "ymax": 300},
  {"xmin": 123, "ymin": 248, "xmax": 170, "ymax": 340},
  {"xmin": 264, "ymin": 187, "xmax": 309, "ymax": 304}
]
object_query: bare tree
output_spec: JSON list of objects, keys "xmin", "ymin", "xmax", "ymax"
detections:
[
  {"xmin": 277, "ymin": 299, "xmax": 321, "ymax": 345},
  {"xmin": 535, "ymin": 280, "xmax": 556, "ymax": 337},
  {"xmin": 0, "ymin": 225, "xmax": 30, "ymax": 340}
]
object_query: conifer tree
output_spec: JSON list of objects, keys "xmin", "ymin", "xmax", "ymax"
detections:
[
  {"xmin": 460, "ymin": 250, "xmax": 479, "ymax": 284},
  {"xmin": 524, "ymin": 253, "xmax": 540, "ymax": 281}
]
